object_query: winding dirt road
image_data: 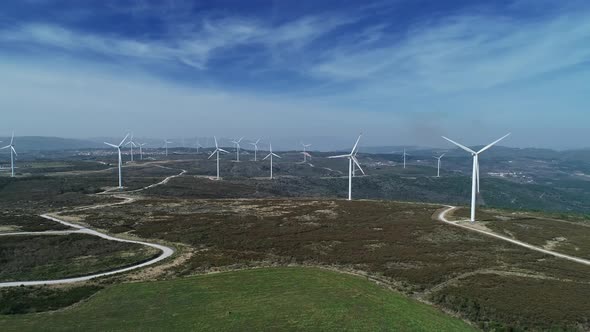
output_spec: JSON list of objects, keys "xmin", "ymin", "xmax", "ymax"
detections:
[
  {"xmin": 436, "ymin": 205, "xmax": 590, "ymax": 267},
  {"xmin": 0, "ymin": 169, "xmax": 186, "ymax": 288}
]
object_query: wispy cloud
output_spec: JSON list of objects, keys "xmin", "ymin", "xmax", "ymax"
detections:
[
  {"xmin": 310, "ymin": 10, "xmax": 590, "ymax": 96},
  {"xmin": 0, "ymin": 13, "xmax": 355, "ymax": 70}
]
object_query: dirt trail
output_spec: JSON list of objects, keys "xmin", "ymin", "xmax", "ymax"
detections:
[
  {"xmin": 0, "ymin": 169, "xmax": 186, "ymax": 288},
  {"xmin": 436, "ymin": 206, "xmax": 590, "ymax": 267}
]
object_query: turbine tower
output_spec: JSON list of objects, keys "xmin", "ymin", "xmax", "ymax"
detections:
[
  {"xmin": 1, "ymin": 132, "xmax": 17, "ymax": 177},
  {"xmin": 403, "ymin": 149, "xmax": 409, "ymax": 169},
  {"xmin": 435, "ymin": 153, "xmax": 446, "ymax": 177},
  {"xmin": 249, "ymin": 138, "xmax": 261, "ymax": 161},
  {"xmin": 232, "ymin": 137, "xmax": 244, "ymax": 162},
  {"xmin": 301, "ymin": 143, "xmax": 312, "ymax": 163},
  {"xmin": 263, "ymin": 142, "xmax": 281, "ymax": 179},
  {"xmin": 208, "ymin": 136, "xmax": 229, "ymax": 180},
  {"xmin": 328, "ymin": 134, "xmax": 364, "ymax": 201},
  {"xmin": 442, "ymin": 133, "xmax": 510, "ymax": 222},
  {"xmin": 104, "ymin": 133, "xmax": 130, "ymax": 189}
]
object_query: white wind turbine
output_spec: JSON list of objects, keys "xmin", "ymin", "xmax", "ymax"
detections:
[
  {"xmin": 1, "ymin": 132, "xmax": 17, "ymax": 177},
  {"xmin": 125, "ymin": 134, "xmax": 137, "ymax": 162},
  {"xmin": 195, "ymin": 139, "xmax": 202, "ymax": 154},
  {"xmin": 301, "ymin": 142, "xmax": 312, "ymax": 163},
  {"xmin": 442, "ymin": 133, "xmax": 511, "ymax": 222},
  {"xmin": 138, "ymin": 143, "xmax": 147, "ymax": 160},
  {"xmin": 163, "ymin": 139, "xmax": 172, "ymax": 156},
  {"xmin": 435, "ymin": 153, "xmax": 446, "ymax": 177},
  {"xmin": 329, "ymin": 134, "xmax": 364, "ymax": 201},
  {"xmin": 263, "ymin": 142, "xmax": 281, "ymax": 179},
  {"xmin": 249, "ymin": 138, "xmax": 261, "ymax": 161},
  {"xmin": 104, "ymin": 133, "xmax": 130, "ymax": 189},
  {"xmin": 232, "ymin": 137, "xmax": 244, "ymax": 162},
  {"xmin": 208, "ymin": 136, "xmax": 229, "ymax": 180}
]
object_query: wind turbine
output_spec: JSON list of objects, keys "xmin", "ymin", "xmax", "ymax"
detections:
[
  {"xmin": 163, "ymin": 139, "xmax": 172, "ymax": 156},
  {"xmin": 194, "ymin": 139, "xmax": 202, "ymax": 154},
  {"xmin": 125, "ymin": 134, "xmax": 137, "ymax": 162},
  {"xmin": 263, "ymin": 142, "xmax": 281, "ymax": 179},
  {"xmin": 1, "ymin": 132, "xmax": 17, "ymax": 177},
  {"xmin": 329, "ymin": 134, "xmax": 364, "ymax": 201},
  {"xmin": 104, "ymin": 133, "xmax": 130, "ymax": 189},
  {"xmin": 442, "ymin": 133, "xmax": 510, "ymax": 222},
  {"xmin": 249, "ymin": 138, "xmax": 261, "ymax": 161},
  {"xmin": 301, "ymin": 142, "xmax": 312, "ymax": 163},
  {"xmin": 435, "ymin": 153, "xmax": 446, "ymax": 177},
  {"xmin": 208, "ymin": 136, "xmax": 229, "ymax": 180},
  {"xmin": 232, "ymin": 137, "xmax": 244, "ymax": 162},
  {"xmin": 138, "ymin": 143, "xmax": 147, "ymax": 160}
]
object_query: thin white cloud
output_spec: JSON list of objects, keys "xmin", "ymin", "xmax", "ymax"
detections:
[
  {"xmin": 0, "ymin": 13, "xmax": 355, "ymax": 70},
  {"xmin": 310, "ymin": 11, "xmax": 590, "ymax": 95}
]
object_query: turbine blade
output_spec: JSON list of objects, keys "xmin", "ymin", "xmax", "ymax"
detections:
[
  {"xmin": 272, "ymin": 153, "xmax": 281, "ymax": 158},
  {"xmin": 263, "ymin": 153, "xmax": 271, "ymax": 160},
  {"xmin": 11, "ymin": 146, "xmax": 17, "ymax": 156},
  {"xmin": 442, "ymin": 136, "xmax": 476, "ymax": 154},
  {"xmin": 214, "ymin": 136, "xmax": 218, "ymax": 148},
  {"xmin": 119, "ymin": 133, "xmax": 130, "ymax": 147},
  {"xmin": 0, "ymin": 145, "xmax": 9, "ymax": 150},
  {"xmin": 10, "ymin": 131, "xmax": 14, "ymax": 145},
  {"xmin": 104, "ymin": 142, "xmax": 118, "ymax": 148},
  {"xmin": 352, "ymin": 156, "xmax": 365, "ymax": 175},
  {"xmin": 219, "ymin": 148, "xmax": 230, "ymax": 154},
  {"xmin": 351, "ymin": 134, "xmax": 362, "ymax": 154},
  {"xmin": 208, "ymin": 149, "xmax": 218, "ymax": 159},
  {"xmin": 477, "ymin": 133, "xmax": 511, "ymax": 154},
  {"xmin": 328, "ymin": 154, "xmax": 350, "ymax": 159}
]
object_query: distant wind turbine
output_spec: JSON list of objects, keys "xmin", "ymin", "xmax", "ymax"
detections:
[
  {"xmin": 163, "ymin": 139, "xmax": 172, "ymax": 156},
  {"xmin": 232, "ymin": 137, "xmax": 244, "ymax": 162},
  {"xmin": 138, "ymin": 143, "xmax": 147, "ymax": 160},
  {"xmin": 104, "ymin": 133, "xmax": 130, "ymax": 189},
  {"xmin": 263, "ymin": 142, "xmax": 281, "ymax": 179},
  {"xmin": 125, "ymin": 134, "xmax": 137, "ymax": 162},
  {"xmin": 208, "ymin": 136, "xmax": 229, "ymax": 180},
  {"xmin": 194, "ymin": 139, "xmax": 202, "ymax": 154},
  {"xmin": 442, "ymin": 133, "xmax": 511, "ymax": 222},
  {"xmin": 249, "ymin": 138, "xmax": 261, "ymax": 161},
  {"xmin": 329, "ymin": 134, "xmax": 364, "ymax": 201},
  {"xmin": 301, "ymin": 142, "xmax": 312, "ymax": 163},
  {"xmin": 1, "ymin": 132, "xmax": 17, "ymax": 177},
  {"xmin": 435, "ymin": 153, "xmax": 446, "ymax": 177}
]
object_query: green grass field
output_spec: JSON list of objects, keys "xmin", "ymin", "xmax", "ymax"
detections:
[{"xmin": 0, "ymin": 267, "xmax": 475, "ymax": 331}]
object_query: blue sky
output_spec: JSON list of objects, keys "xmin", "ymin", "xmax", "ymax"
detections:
[{"xmin": 0, "ymin": 0, "xmax": 589, "ymax": 149}]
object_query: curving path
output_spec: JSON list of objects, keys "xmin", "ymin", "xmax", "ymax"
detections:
[
  {"xmin": 437, "ymin": 206, "xmax": 590, "ymax": 267},
  {"xmin": 0, "ymin": 169, "xmax": 186, "ymax": 288}
]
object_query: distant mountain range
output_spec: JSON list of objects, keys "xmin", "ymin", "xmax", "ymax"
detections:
[
  {"xmin": 2, "ymin": 136, "xmax": 590, "ymax": 160},
  {"xmin": 0, "ymin": 136, "xmax": 104, "ymax": 152}
]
